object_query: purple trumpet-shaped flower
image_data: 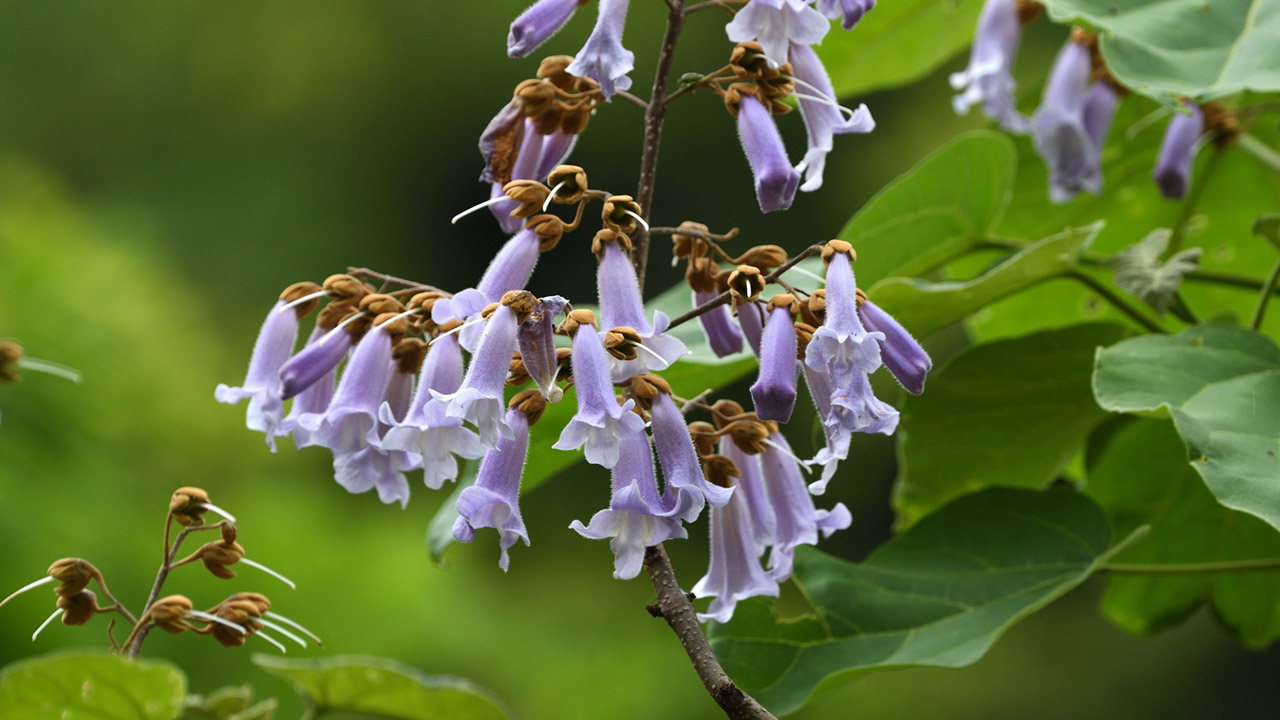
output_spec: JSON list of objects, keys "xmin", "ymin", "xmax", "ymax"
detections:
[
  {"xmin": 1032, "ymin": 40, "xmax": 1101, "ymax": 203},
  {"xmin": 566, "ymin": 0, "xmax": 634, "ymax": 99},
  {"xmin": 452, "ymin": 405, "xmax": 532, "ymax": 571},
  {"xmin": 1154, "ymin": 102, "xmax": 1204, "ymax": 199},
  {"xmin": 736, "ymin": 92, "xmax": 801, "ymax": 213},
  {"xmin": 652, "ymin": 391, "xmax": 734, "ymax": 522},
  {"xmin": 750, "ymin": 297, "xmax": 800, "ymax": 422},
  {"xmin": 280, "ymin": 326, "xmax": 353, "ymax": 400},
  {"xmin": 817, "ymin": 0, "xmax": 875, "ymax": 29},
  {"xmin": 760, "ymin": 432, "xmax": 851, "ymax": 581},
  {"xmin": 570, "ymin": 430, "xmax": 689, "ymax": 579},
  {"xmin": 517, "ymin": 295, "xmax": 568, "ymax": 402},
  {"xmin": 596, "ymin": 236, "xmax": 688, "ymax": 381},
  {"xmin": 508, "ymin": 0, "xmax": 580, "ymax": 58},
  {"xmin": 482, "ymin": 114, "xmax": 576, "ymax": 234},
  {"xmin": 280, "ymin": 327, "xmax": 338, "ymax": 450},
  {"xmin": 215, "ymin": 300, "xmax": 298, "ymax": 451},
  {"xmin": 553, "ymin": 313, "xmax": 646, "ymax": 468},
  {"xmin": 736, "ymin": 300, "xmax": 765, "ymax": 357},
  {"xmin": 809, "ymin": 370, "xmax": 898, "ymax": 494},
  {"xmin": 721, "ymin": 440, "xmax": 776, "ymax": 555},
  {"xmin": 857, "ymin": 299, "xmax": 931, "ymax": 394},
  {"xmin": 694, "ymin": 290, "xmax": 744, "ymax": 357},
  {"xmin": 691, "ymin": 479, "xmax": 780, "ymax": 623},
  {"xmin": 1082, "ymin": 81, "xmax": 1118, "ymax": 159},
  {"xmin": 949, "ymin": 0, "xmax": 1030, "ymax": 134},
  {"xmin": 804, "ymin": 245, "xmax": 883, "ymax": 389},
  {"xmin": 789, "ymin": 43, "xmax": 874, "ymax": 192},
  {"xmin": 380, "ymin": 333, "xmax": 485, "ymax": 489},
  {"xmin": 435, "ymin": 300, "xmax": 522, "ymax": 448},
  {"xmin": 803, "ymin": 363, "xmax": 851, "ymax": 493},
  {"xmin": 435, "ymin": 230, "xmax": 543, "ymax": 352},
  {"xmin": 725, "ymin": 0, "xmax": 829, "ymax": 67},
  {"xmin": 489, "ymin": 121, "xmax": 545, "ymax": 234}
]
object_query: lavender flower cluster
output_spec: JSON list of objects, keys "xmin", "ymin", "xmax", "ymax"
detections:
[{"xmin": 953, "ymin": 0, "xmax": 1207, "ymax": 202}]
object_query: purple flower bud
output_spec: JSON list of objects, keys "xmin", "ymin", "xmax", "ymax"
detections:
[
  {"xmin": 722, "ymin": 441, "xmax": 776, "ymax": 554},
  {"xmin": 566, "ymin": 0, "xmax": 634, "ymax": 99},
  {"xmin": 694, "ymin": 290, "xmax": 744, "ymax": 357},
  {"xmin": 857, "ymin": 299, "xmax": 931, "ymax": 394},
  {"xmin": 571, "ymin": 430, "xmax": 689, "ymax": 579},
  {"xmin": 804, "ymin": 252, "xmax": 883, "ymax": 389},
  {"xmin": 215, "ymin": 300, "xmax": 298, "ymax": 451},
  {"xmin": 281, "ymin": 327, "xmax": 338, "ymax": 450},
  {"xmin": 380, "ymin": 333, "xmax": 485, "ymax": 489},
  {"xmin": 736, "ymin": 300, "xmax": 764, "ymax": 357},
  {"xmin": 691, "ymin": 483, "xmax": 780, "ymax": 623},
  {"xmin": 436, "ymin": 304, "xmax": 520, "ymax": 448},
  {"xmin": 1032, "ymin": 40, "xmax": 1101, "ymax": 203},
  {"xmin": 517, "ymin": 295, "xmax": 568, "ymax": 403},
  {"xmin": 759, "ymin": 432, "xmax": 850, "ymax": 581},
  {"xmin": 652, "ymin": 392, "xmax": 733, "ymax": 522},
  {"xmin": 817, "ymin": 0, "xmax": 875, "ymax": 29},
  {"xmin": 508, "ymin": 0, "xmax": 580, "ymax": 58},
  {"xmin": 279, "ymin": 327, "xmax": 352, "ymax": 401},
  {"xmin": 1154, "ymin": 102, "xmax": 1204, "ymax": 199},
  {"xmin": 596, "ymin": 240, "xmax": 688, "ymax": 381},
  {"xmin": 725, "ymin": 0, "xmax": 829, "ymax": 67},
  {"xmin": 789, "ymin": 42, "xmax": 874, "ymax": 192},
  {"xmin": 553, "ymin": 322, "xmax": 646, "ymax": 468},
  {"xmin": 736, "ymin": 93, "xmax": 801, "ymax": 213},
  {"xmin": 1082, "ymin": 81, "xmax": 1118, "ymax": 156},
  {"xmin": 452, "ymin": 406, "xmax": 532, "ymax": 571},
  {"xmin": 750, "ymin": 303, "xmax": 800, "ymax": 422},
  {"xmin": 949, "ymin": 0, "xmax": 1030, "ymax": 134}
]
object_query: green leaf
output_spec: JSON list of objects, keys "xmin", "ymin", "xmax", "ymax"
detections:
[
  {"xmin": 1039, "ymin": 0, "xmax": 1280, "ymax": 102},
  {"xmin": 1254, "ymin": 213, "xmax": 1280, "ymax": 250},
  {"xmin": 838, "ymin": 131, "xmax": 1017, "ymax": 288},
  {"xmin": 818, "ymin": 0, "xmax": 984, "ymax": 98},
  {"xmin": 1086, "ymin": 418, "xmax": 1280, "ymax": 648},
  {"xmin": 1109, "ymin": 228, "xmax": 1202, "ymax": 316},
  {"xmin": 426, "ymin": 459, "xmax": 477, "ymax": 567},
  {"xmin": 708, "ymin": 487, "xmax": 1112, "ymax": 715},
  {"xmin": 869, "ymin": 222, "xmax": 1103, "ymax": 338},
  {"xmin": 252, "ymin": 654, "xmax": 508, "ymax": 720},
  {"xmin": 894, "ymin": 322, "xmax": 1128, "ymax": 528},
  {"xmin": 1093, "ymin": 324, "xmax": 1280, "ymax": 531},
  {"xmin": 0, "ymin": 651, "xmax": 186, "ymax": 720}
]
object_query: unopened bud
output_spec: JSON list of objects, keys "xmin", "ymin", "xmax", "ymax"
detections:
[
  {"xmin": 322, "ymin": 274, "xmax": 367, "ymax": 305},
  {"xmin": 150, "ymin": 595, "xmax": 194, "ymax": 634},
  {"xmin": 500, "ymin": 290, "xmax": 538, "ymax": 324},
  {"xmin": 672, "ymin": 221, "xmax": 710, "ymax": 260},
  {"xmin": 735, "ymin": 245, "xmax": 788, "ymax": 271},
  {"xmin": 509, "ymin": 389, "xmax": 548, "ymax": 425},
  {"xmin": 503, "ymin": 180, "xmax": 551, "ymax": 218},
  {"xmin": 47, "ymin": 558, "xmax": 95, "ymax": 597},
  {"xmin": 358, "ymin": 293, "xmax": 404, "ymax": 317},
  {"xmin": 688, "ymin": 421, "xmax": 718, "ymax": 457},
  {"xmin": 393, "ymin": 338, "xmax": 428, "ymax": 375},
  {"xmin": 686, "ymin": 257, "xmax": 721, "ymax": 294},
  {"xmin": 0, "ymin": 341, "xmax": 22, "ymax": 383},
  {"xmin": 279, "ymin": 281, "xmax": 324, "ymax": 318},
  {"xmin": 57, "ymin": 590, "xmax": 98, "ymax": 626},
  {"xmin": 537, "ymin": 55, "xmax": 577, "ymax": 91},
  {"xmin": 525, "ymin": 213, "xmax": 566, "ymax": 251},
  {"xmin": 711, "ymin": 399, "xmax": 747, "ymax": 428},
  {"xmin": 821, "ymin": 239, "xmax": 856, "ymax": 267},
  {"xmin": 800, "ymin": 289, "xmax": 826, "ymax": 326},
  {"xmin": 169, "ymin": 487, "xmax": 211, "ymax": 527},
  {"xmin": 702, "ymin": 454, "xmax": 741, "ymax": 489}
]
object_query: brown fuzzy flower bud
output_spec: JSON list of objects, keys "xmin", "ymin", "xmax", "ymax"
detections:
[
  {"xmin": 702, "ymin": 454, "xmax": 741, "ymax": 489},
  {"xmin": 727, "ymin": 265, "xmax": 764, "ymax": 303},
  {"xmin": 534, "ymin": 103, "xmax": 565, "ymax": 135},
  {"xmin": 730, "ymin": 42, "xmax": 771, "ymax": 79},
  {"xmin": 711, "ymin": 399, "xmax": 747, "ymax": 428},
  {"xmin": 359, "ymin": 293, "xmax": 404, "ymax": 317},
  {"xmin": 198, "ymin": 539, "xmax": 246, "ymax": 580},
  {"xmin": 1202, "ymin": 102, "xmax": 1240, "ymax": 149},
  {"xmin": 725, "ymin": 418, "xmax": 770, "ymax": 455},
  {"xmin": 537, "ymin": 55, "xmax": 578, "ymax": 91},
  {"xmin": 509, "ymin": 388, "xmax": 548, "ymax": 425},
  {"xmin": 591, "ymin": 228, "xmax": 632, "ymax": 261},
  {"xmin": 560, "ymin": 308, "xmax": 598, "ymax": 337},
  {"xmin": 220, "ymin": 521, "xmax": 238, "ymax": 544},
  {"xmin": 672, "ymin": 221, "xmax": 710, "ymax": 260},
  {"xmin": 625, "ymin": 374, "xmax": 672, "ymax": 411},
  {"xmin": 546, "ymin": 165, "xmax": 588, "ymax": 204},
  {"xmin": 767, "ymin": 293, "xmax": 801, "ymax": 317},
  {"xmin": 393, "ymin": 338, "xmax": 428, "ymax": 375},
  {"xmin": 508, "ymin": 352, "xmax": 531, "ymax": 387},
  {"xmin": 503, "ymin": 180, "xmax": 551, "ymax": 219},
  {"xmin": 149, "ymin": 595, "xmax": 194, "ymax": 634},
  {"xmin": 322, "ymin": 274, "xmax": 367, "ymax": 305},
  {"xmin": 601, "ymin": 195, "xmax": 643, "ymax": 235},
  {"xmin": 278, "ymin": 281, "xmax": 323, "ymax": 318},
  {"xmin": 821, "ymin": 239, "xmax": 856, "ymax": 267},
  {"xmin": 722, "ymin": 82, "xmax": 757, "ymax": 118},
  {"xmin": 514, "ymin": 78, "xmax": 557, "ymax": 115},
  {"xmin": 316, "ymin": 302, "xmax": 353, "ymax": 332},
  {"xmin": 800, "ymin": 289, "xmax": 826, "ymax": 327},
  {"xmin": 207, "ymin": 597, "xmax": 264, "ymax": 648},
  {"xmin": 854, "ymin": 287, "xmax": 868, "ymax": 307},
  {"xmin": 559, "ymin": 105, "xmax": 592, "ymax": 136},
  {"xmin": 524, "ymin": 213, "xmax": 566, "ymax": 252},
  {"xmin": 735, "ymin": 245, "xmax": 788, "ymax": 271},
  {"xmin": 373, "ymin": 313, "xmax": 409, "ymax": 342},
  {"xmin": 169, "ymin": 487, "xmax": 211, "ymax": 527},
  {"xmin": 1016, "ymin": 0, "xmax": 1044, "ymax": 24},
  {"xmin": 47, "ymin": 558, "xmax": 95, "ymax": 597},
  {"xmin": 554, "ymin": 346, "xmax": 574, "ymax": 383},
  {"xmin": 501, "ymin": 290, "xmax": 538, "ymax": 324},
  {"xmin": 688, "ymin": 421, "xmax": 718, "ymax": 457},
  {"xmin": 602, "ymin": 326, "xmax": 644, "ymax": 360},
  {"xmin": 225, "ymin": 592, "xmax": 271, "ymax": 615},
  {"xmin": 57, "ymin": 590, "xmax": 99, "ymax": 626},
  {"xmin": 0, "ymin": 341, "xmax": 22, "ymax": 383},
  {"xmin": 685, "ymin": 257, "xmax": 721, "ymax": 294},
  {"xmin": 794, "ymin": 321, "xmax": 816, "ymax": 356}
]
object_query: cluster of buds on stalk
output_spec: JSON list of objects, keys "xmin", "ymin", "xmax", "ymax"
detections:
[{"xmin": 0, "ymin": 487, "xmax": 316, "ymax": 656}]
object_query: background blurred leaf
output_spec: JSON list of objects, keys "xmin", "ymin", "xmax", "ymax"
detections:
[
  {"xmin": 1086, "ymin": 418, "xmax": 1280, "ymax": 648},
  {"xmin": 252, "ymin": 654, "xmax": 508, "ymax": 720},
  {"xmin": 707, "ymin": 487, "xmax": 1112, "ymax": 716},
  {"xmin": 870, "ymin": 222, "xmax": 1102, "ymax": 338},
  {"xmin": 1093, "ymin": 324, "xmax": 1280, "ymax": 532},
  {"xmin": 0, "ymin": 651, "xmax": 186, "ymax": 720},
  {"xmin": 838, "ymin": 131, "xmax": 1017, "ymax": 288},
  {"xmin": 1038, "ymin": 0, "xmax": 1280, "ymax": 102},
  {"xmin": 819, "ymin": 0, "xmax": 983, "ymax": 99},
  {"xmin": 894, "ymin": 322, "xmax": 1127, "ymax": 528}
]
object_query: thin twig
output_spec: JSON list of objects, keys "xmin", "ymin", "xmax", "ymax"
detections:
[
  {"xmin": 667, "ymin": 244, "xmax": 823, "ymax": 330},
  {"xmin": 649, "ymin": 225, "xmax": 741, "ymax": 242},
  {"xmin": 684, "ymin": 0, "xmax": 741, "ymax": 15},
  {"xmin": 1066, "ymin": 270, "xmax": 1167, "ymax": 334},
  {"xmin": 631, "ymin": 0, "xmax": 687, "ymax": 290},
  {"xmin": 664, "ymin": 64, "xmax": 735, "ymax": 106},
  {"xmin": 644, "ymin": 545, "xmax": 777, "ymax": 720},
  {"xmin": 615, "ymin": 90, "xmax": 650, "ymax": 110},
  {"xmin": 127, "ymin": 522, "xmax": 223, "ymax": 658},
  {"xmin": 1251, "ymin": 256, "xmax": 1280, "ymax": 329},
  {"xmin": 346, "ymin": 267, "xmax": 449, "ymax": 296}
]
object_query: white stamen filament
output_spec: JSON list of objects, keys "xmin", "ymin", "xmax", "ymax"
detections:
[
  {"xmin": 671, "ymin": 255, "xmax": 680, "ymax": 267},
  {"xmin": 762, "ymin": 437, "xmax": 812, "ymax": 475},
  {"xmin": 238, "ymin": 557, "xmax": 297, "ymax": 590},
  {"xmin": 743, "ymin": 279, "xmax": 754, "ymax": 298},
  {"xmin": 256, "ymin": 617, "xmax": 306, "ymax": 647},
  {"xmin": 265, "ymin": 611, "xmax": 323, "ymax": 644},
  {"xmin": 543, "ymin": 180, "xmax": 567, "ymax": 211},
  {"xmin": 1, "ymin": 576, "xmax": 55, "ymax": 610},
  {"xmin": 254, "ymin": 629, "xmax": 288, "ymax": 653},
  {"xmin": 1125, "ymin": 105, "xmax": 1173, "ymax": 140},
  {"xmin": 198, "ymin": 503, "xmax": 237, "ymax": 524},
  {"xmin": 791, "ymin": 92, "xmax": 859, "ymax": 121},
  {"xmin": 632, "ymin": 341, "xmax": 667, "ymax": 366},
  {"xmin": 785, "ymin": 265, "xmax": 826, "ymax": 286},
  {"xmin": 624, "ymin": 210, "xmax": 649, "ymax": 232},
  {"xmin": 15, "ymin": 357, "xmax": 82, "ymax": 384},
  {"xmin": 319, "ymin": 311, "xmax": 370, "ymax": 345},
  {"xmin": 451, "ymin": 195, "xmax": 509, "ymax": 225},
  {"xmin": 186, "ymin": 610, "xmax": 247, "ymax": 634},
  {"xmin": 429, "ymin": 316, "xmax": 486, "ymax": 346},
  {"xmin": 375, "ymin": 307, "xmax": 422, "ymax": 328},
  {"xmin": 277, "ymin": 289, "xmax": 333, "ymax": 314},
  {"xmin": 32, "ymin": 609, "xmax": 62, "ymax": 641},
  {"xmin": 1189, "ymin": 132, "xmax": 1214, "ymax": 158}
]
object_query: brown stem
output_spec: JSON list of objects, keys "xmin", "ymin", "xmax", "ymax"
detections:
[
  {"xmin": 127, "ymin": 522, "xmax": 222, "ymax": 658},
  {"xmin": 615, "ymin": 90, "xmax": 650, "ymax": 110},
  {"xmin": 347, "ymin": 267, "xmax": 450, "ymax": 296},
  {"xmin": 632, "ymin": 0, "xmax": 688, "ymax": 291},
  {"xmin": 667, "ymin": 244, "xmax": 823, "ymax": 330},
  {"xmin": 644, "ymin": 545, "xmax": 777, "ymax": 720}
]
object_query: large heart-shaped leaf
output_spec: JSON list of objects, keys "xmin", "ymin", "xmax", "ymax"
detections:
[
  {"xmin": 1039, "ymin": 0, "xmax": 1280, "ymax": 103},
  {"xmin": 0, "ymin": 651, "xmax": 186, "ymax": 720},
  {"xmin": 1086, "ymin": 418, "xmax": 1280, "ymax": 648},
  {"xmin": 894, "ymin": 322, "xmax": 1128, "ymax": 528},
  {"xmin": 707, "ymin": 487, "xmax": 1112, "ymax": 715},
  {"xmin": 252, "ymin": 655, "xmax": 508, "ymax": 720},
  {"xmin": 1093, "ymin": 324, "xmax": 1280, "ymax": 531}
]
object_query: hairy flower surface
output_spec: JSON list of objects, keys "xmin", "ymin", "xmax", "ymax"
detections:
[
  {"xmin": 789, "ymin": 42, "xmax": 874, "ymax": 192},
  {"xmin": 804, "ymin": 250, "xmax": 883, "ymax": 389},
  {"xmin": 750, "ymin": 300, "xmax": 800, "ymax": 422},
  {"xmin": 508, "ymin": 0, "xmax": 581, "ymax": 58},
  {"xmin": 694, "ymin": 290, "xmax": 744, "ymax": 357},
  {"xmin": 554, "ymin": 319, "xmax": 646, "ymax": 468},
  {"xmin": 816, "ymin": 0, "xmax": 875, "ymax": 29},
  {"xmin": 215, "ymin": 300, "xmax": 298, "ymax": 451},
  {"xmin": 760, "ymin": 432, "xmax": 850, "ymax": 580},
  {"xmin": 280, "ymin": 327, "xmax": 338, "ymax": 450},
  {"xmin": 691, "ymin": 482, "xmax": 780, "ymax": 623},
  {"xmin": 949, "ymin": 0, "xmax": 1029, "ymax": 133},
  {"xmin": 435, "ymin": 304, "xmax": 521, "ymax": 447},
  {"xmin": 857, "ymin": 299, "xmax": 931, "ymax": 395},
  {"xmin": 452, "ymin": 407, "xmax": 532, "ymax": 571},
  {"xmin": 597, "ymin": 238, "xmax": 687, "ymax": 380},
  {"xmin": 652, "ymin": 392, "xmax": 733, "ymax": 522},
  {"xmin": 566, "ymin": 0, "xmax": 634, "ymax": 98},
  {"xmin": 736, "ymin": 93, "xmax": 801, "ymax": 213}
]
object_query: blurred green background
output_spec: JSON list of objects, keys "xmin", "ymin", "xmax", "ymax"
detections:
[{"xmin": 1, "ymin": 2, "xmax": 1278, "ymax": 718}]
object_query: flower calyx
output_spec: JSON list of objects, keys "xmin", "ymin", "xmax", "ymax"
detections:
[
  {"xmin": 279, "ymin": 281, "xmax": 324, "ymax": 319},
  {"xmin": 509, "ymin": 388, "xmax": 549, "ymax": 425},
  {"xmin": 727, "ymin": 265, "xmax": 765, "ymax": 304},
  {"xmin": 592, "ymin": 228, "xmax": 633, "ymax": 261},
  {"xmin": 601, "ymin": 195, "xmax": 643, "ymax": 236},
  {"xmin": 169, "ymin": 487, "xmax": 212, "ymax": 527},
  {"xmin": 821, "ymin": 239, "xmax": 856, "ymax": 267},
  {"xmin": 702, "ymin": 454, "xmax": 741, "ymax": 489},
  {"xmin": 624, "ymin": 373, "xmax": 672, "ymax": 412},
  {"xmin": 602, "ymin": 326, "xmax": 644, "ymax": 360},
  {"xmin": 0, "ymin": 341, "xmax": 22, "ymax": 382},
  {"xmin": 546, "ymin": 165, "xmax": 588, "ymax": 205},
  {"xmin": 559, "ymin": 308, "xmax": 598, "ymax": 337}
]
